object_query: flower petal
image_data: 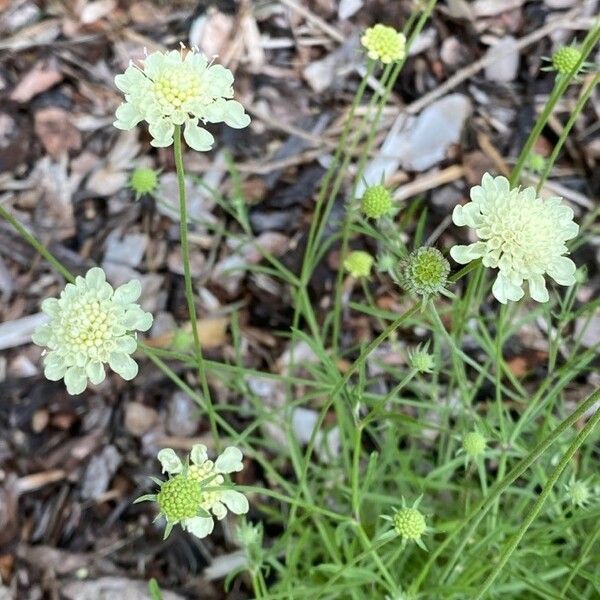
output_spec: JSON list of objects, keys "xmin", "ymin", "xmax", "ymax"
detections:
[
  {"xmin": 44, "ymin": 359, "xmax": 67, "ymax": 381},
  {"xmin": 220, "ymin": 490, "xmax": 249, "ymax": 515},
  {"xmin": 113, "ymin": 280, "xmax": 141, "ymax": 304},
  {"xmin": 547, "ymin": 256, "xmax": 576, "ymax": 286},
  {"xmin": 184, "ymin": 516, "xmax": 214, "ymax": 538},
  {"xmin": 64, "ymin": 366, "xmax": 88, "ymax": 395},
  {"xmin": 450, "ymin": 243, "xmax": 486, "ymax": 265},
  {"xmin": 157, "ymin": 448, "xmax": 183, "ymax": 474},
  {"xmin": 122, "ymin": 307, "xmax": 153, "ymax": 331},
  {"xmin": 215, "ymin": 446, "xmax": 244, "ymax": 473},
  {"xmin": 108, "ymin": 352, "xmax": 139, "ymax": 380},
  {"xmin": 32, "ymin": 324, "xmax": 52, "ymax": 346},
  {"xmin": 114, "ymin": 102, "xmax": 143, "ymax": 130},
  {"xmin": 528, "ymin": 274, "xmax": 549, "ymax": 303},
  {"xmin": 492, "ymin": 272, "xmax": 524, "ymax": 304},
  {"xmin": 85, "ymin": 267, "xmax": 107, "ymax": 289},
  {"xmin": 86, "ymin": 361, "xmax": 106, "ymax": 385},
  {"xmin": 212, "ymin": 501, "xmax": 227, "ymax": 520},
  {"xmin": 41, "ymin": 298, "xmax": 60, "ymax": 317},
  {"xmin": 190, "ymin": 444, "xmax": 208, "ymax": 466},
  {"xmin": 115, "ymin": 335, "xmax": 138, "ymax": 354},
  {"xmin": 183, "ymin": 120, "xmax": 215, "ymax": 152}
]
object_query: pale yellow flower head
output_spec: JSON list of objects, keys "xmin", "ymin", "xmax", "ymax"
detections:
[
  {"xmin": 32, "ymin": 268, "xmax": 153, "ymax": 395},
  {"xmin": 114, "ymin": 47, "xmax": 250, "ymax": 151},
  {"xmin": 151, "ymin": 445, "xmax": 249, "ymax": 539},
  {"xmin": 450, "ymin": 174, "xmax": 579, "ymax": 304},
  {"xmin": 361, "ymin": 24, "xmax": 406, "ymax": 64}
]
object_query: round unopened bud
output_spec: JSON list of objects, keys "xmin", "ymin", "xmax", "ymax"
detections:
[
  {"xmin": 344, "ymin": 250, "xmax": 374, "ymax": 278},
  {"xmin": 399, "ymin": 247, "xmax": 450, "ymax": 299},
  {"xmin": 157, "ymin": 474, "xmax": 202, "ymax": 522},
  {"xmin": 463, "ymin": 432, "xmax": 486, "ymax": 458},
  {"xmin": 394, "ymin": 507, "xmax": 426, "ymax": 541},
  {"xmin": 129, "ymin": 167, "xmax": 159, "ymax": 198},
  {"xmin": 409, "ymin": 347, "xmax": 435, "ymax": 374},
  {"xmin": 551, "ymin": 46, "xmax": 583, "ymax": 75},
  {"xmin": 567, "ymin": 480, "xmax": 591, "ymax": 508},
  {"xmin": 361, "ymin": 185, "xmax": 393, "ymax": 219}
]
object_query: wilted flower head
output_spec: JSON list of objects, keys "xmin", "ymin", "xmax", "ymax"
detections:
[
  {"xmin": 32, "ymin": 268, "xmax": 153, "ymax": 395},
  {"xmin": 344, "ymin": 250, "xmax": 374, "ymax": 278},
  {"xmin": 114, "ymin": 46, "xmax": 250, "ymax": 151},
  {"xmin": 361, "ymin": 24, "xmax": 406, "ymax": 64},
  {"xmin": 129, "ymin": 167, "xmax": 159, "ymax": 199},
  {"xmin": 361, "ymin": 184, "xmax": 393, "ymax": 219},
  {"xmin": 450, "ymin": 174, "xmax": 579, "ymax": 304},
  {"xmin": 138, "ymin": 444, "xmax": 249, "ymax": 539},
  {"xmin": 397, "ymin": 247, "xmax": 450, "ymax": 301}
]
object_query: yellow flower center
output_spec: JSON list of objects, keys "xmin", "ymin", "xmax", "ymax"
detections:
[
  {"xmin": 153, "ymin": 70, "xmax": 202, "ymax": 110},
  {"xmin": 63, "ymin": 300, "xmax": 112, "ymax": 351},
  {"xmin": 189, "ymin": 461, "xmax": 225, "ymax": 510}
]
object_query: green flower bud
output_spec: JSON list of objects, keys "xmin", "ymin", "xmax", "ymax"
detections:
[
  {"xmin": 566, "ymin": 478, "xmax": 592, "ymax": 508},
  {"xmin": 129, "ymin": 167, "xmax": 159, "ymax": 198},
  {"xmin": 344, "ymin": 250, "xmax": 374, "ymax": 278},
  {"xmin": 551, "ymin": 46, "xmax": 583, "ymax": 75},
  {"xmin": 361, "ymin": 184, "xmax": 393, "ymax": 219},
  {"xmin": 463, "ymin": 431, "xmax": 486, "ymax": 458},
  {"xmin": 408, "ymin": 345, "xmax": 435, "ymax": 374},
  {"xmin": 394, "ymin": 507, "xmax": 427, "ymax": 541}
]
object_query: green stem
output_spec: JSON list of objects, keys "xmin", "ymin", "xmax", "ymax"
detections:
[
  {"xmin": 173, "ymin": 126, "xmax": 219, "ymax": 447},
  {"xmin": 410, "ymin": 385, "xmax": 600, "ymax": 592},
  {"xmin": 536, "ymin": 71, "xmax": 600, "ymax": 193},
  {"xmin": 0, "ymin": 203, "xmax": 75, "ymax": 283},
  {"xmin": 471, "ymin": 405, "xmax": 600, "ymax": 599},
  {"xmin": 511, "ymin": 21, "xmax": 600, "ymax": 187}
]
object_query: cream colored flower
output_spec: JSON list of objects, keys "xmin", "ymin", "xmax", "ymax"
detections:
[
  {"xmin": 32, "ymin": 268, "xmax": 152, "ymax": 394},
  {"xmin": 114, "ymin": 47, "xmax": 250, "ymax": 151},
  {"xmin": 450, "ymin": 174, "xmax": 579, "ymax": 304},
  {"xmin": 361, "ymin": 24, "xmax": 406, "ymax": 64},
  {"xmin": 155, "ymin": 444, "xmax": 249, "ymax": 539}
]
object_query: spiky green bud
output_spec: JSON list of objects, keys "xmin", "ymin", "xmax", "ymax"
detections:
[
  {"xmin": 551, "ymin": 46, "xmax": 583, "ymax": 75},
  {"xmin": 129, "ymin": 167, "xmax": 159, "ymax": 199},
  {"xmin": 361, "ymin": 185, "xmax": 393, "ymax": 219},
  {"xmin": 394, "ymin": 507, "xmax": 426, "ymax": 541},
  {"xmin": 409, "ymin": 346, "xmax": 435, "ymax": 374},
  {"xmin": 344, "ymin": 250, "xmax": 374, "ymax": 278},
  {"xmin": 463, "ymin": 431, "xmax": 486, "ymax": 458}
]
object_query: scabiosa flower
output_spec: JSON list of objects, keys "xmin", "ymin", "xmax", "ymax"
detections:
[
  {"xmin": 138, "ymin": 444, "xmax": 249, "ymax": 539},
  {"xmin": 32, "ymin": 268, "xmax": 153, "ymax": 395},
  {"xmin": 383, "ymin": 497, "xmax": 429, "ymax": 550},
  {"xmin": 397, "ymin": 247, "xmax": 450, "ymax": 302},
  {"xmin": 344, "ymin": 250, "xmax": 374, "ymax": 278},
  {"xmin": 129, "ymin": 167, "xmax": 160, "ymax": 199},
  {"xmin": 361, "ymin": 184, "xmax": 393, "ymax": 219},
  {"xmin": 361, "ymin": 24, "xmax": 406, "ymax": 64},
  {"xmin": 450, "ymin": 174, "xmax": 579, "ymax": 304},
  {"xmin": 114, "ymin": 46, "xmax": 250, "ymax": 151}
]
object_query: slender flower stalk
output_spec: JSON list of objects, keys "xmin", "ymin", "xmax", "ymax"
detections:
[{"xmin": 173, "ymin": 125, "xmax": 218, "ymax": 443}]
